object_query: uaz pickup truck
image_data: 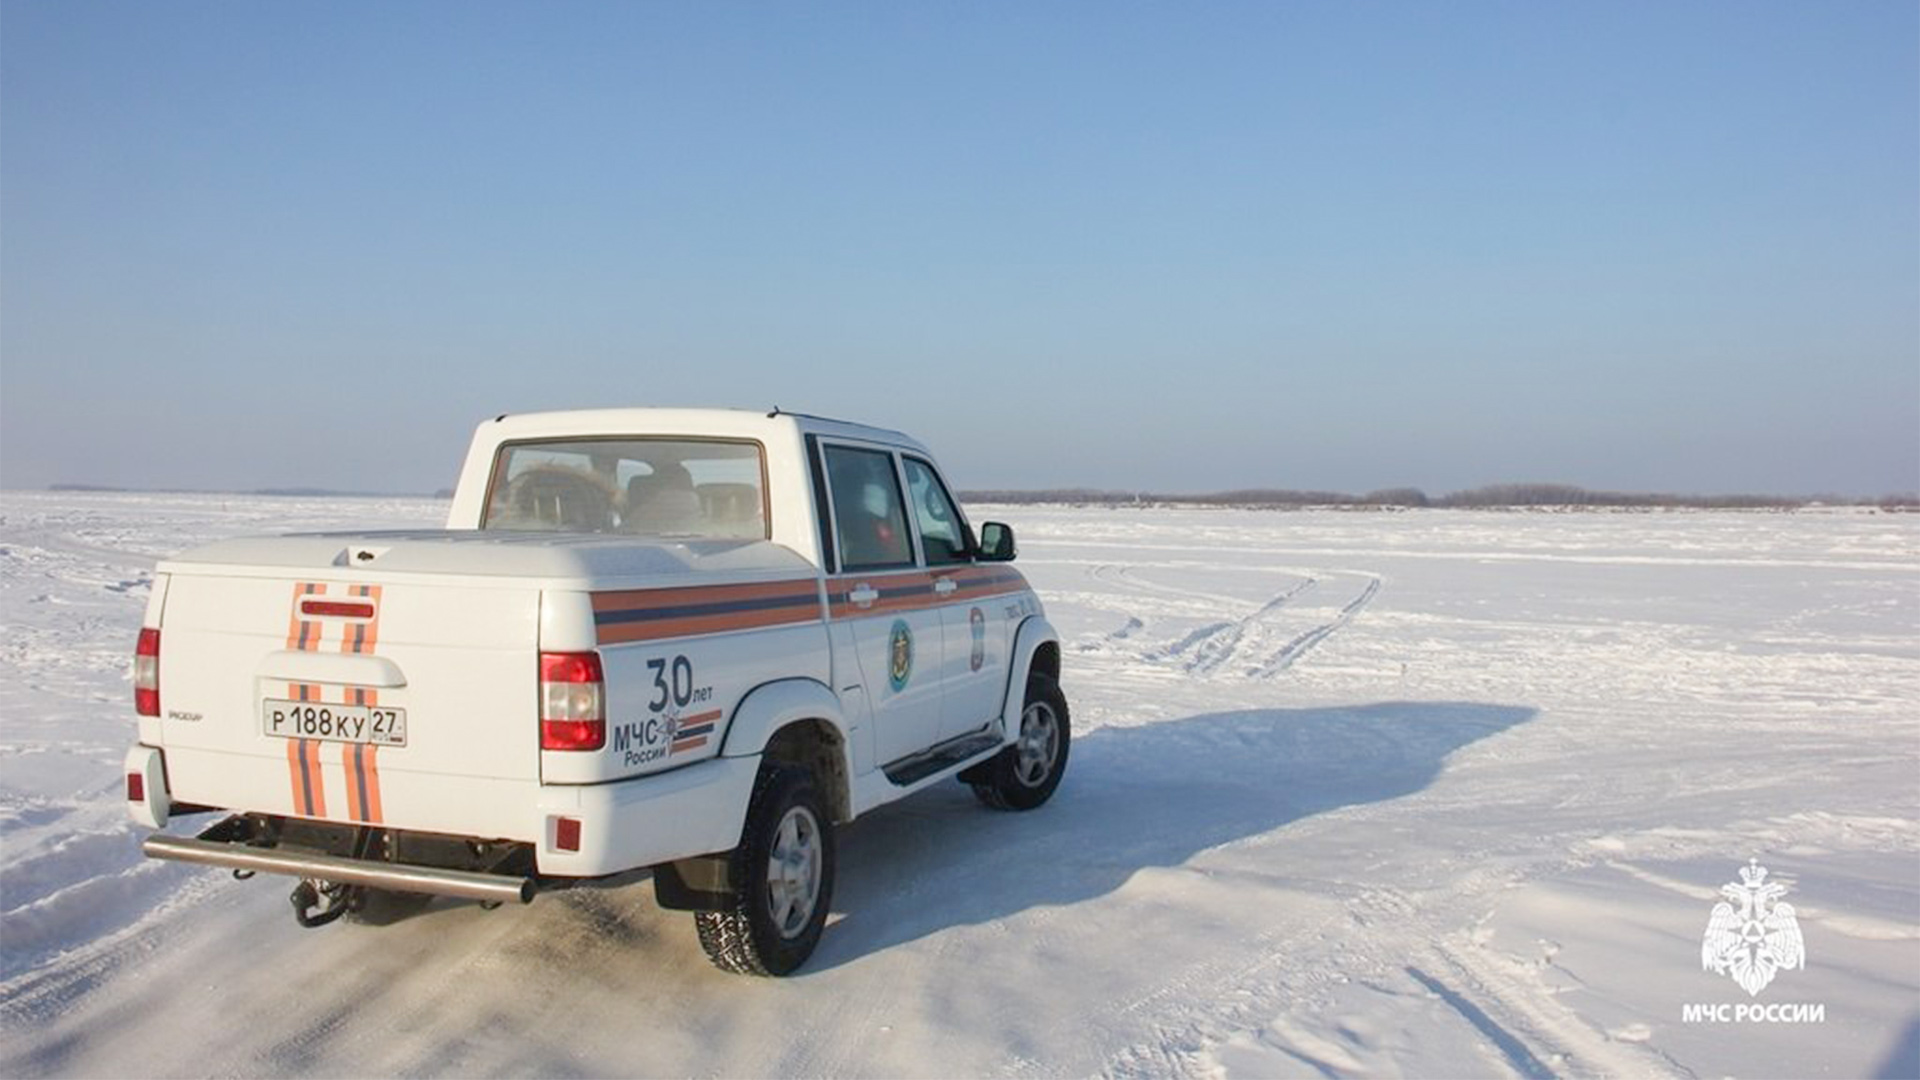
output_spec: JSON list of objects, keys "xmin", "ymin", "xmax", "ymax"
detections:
[{"xmin": 126, "ymin": 408, "xmax": 1067, "ymax": 975}]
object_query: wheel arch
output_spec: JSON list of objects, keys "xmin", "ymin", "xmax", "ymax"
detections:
[
  {"xmin": 719, "ymin": 678, "xmax": 854, "ymax": 824},
  {"xmin": 1000, "ymin": 615, "xmax": 1062, "ymax": 729}
]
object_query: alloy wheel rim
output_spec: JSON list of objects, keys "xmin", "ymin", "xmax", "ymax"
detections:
[
  {"xmin": 1014, "ymin": 701, "xmax": 1060, "ymax": 787},
  {"xmin": 766, "ymin": 805, "xmax": 822, "ymax": 937}
]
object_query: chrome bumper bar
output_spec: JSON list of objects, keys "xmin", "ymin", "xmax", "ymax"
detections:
[{"xmin": 143, "ymin": 834, "xmax": 536, "ymax": 905}]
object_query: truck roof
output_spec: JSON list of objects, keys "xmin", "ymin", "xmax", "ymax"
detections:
[{"xmin": 482, "ymin": 407, "xmax": 931, "ymax": 455}]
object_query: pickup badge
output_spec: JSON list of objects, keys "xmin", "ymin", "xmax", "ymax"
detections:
[{"xmin": 888, "ymin": 619, "xmax": 913, "ymax": 691}]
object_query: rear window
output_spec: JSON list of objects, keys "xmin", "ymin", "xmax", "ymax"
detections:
[{"xmin": 482, "ymin": 438, "xmax": 767, "ymax": 539}]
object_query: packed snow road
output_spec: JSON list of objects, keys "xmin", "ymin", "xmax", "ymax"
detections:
[{"xmin": 1, "ymin": 493, "xmax": 1915, "ymax": 1078}]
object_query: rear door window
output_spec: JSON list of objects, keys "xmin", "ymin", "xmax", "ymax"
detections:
[{"xmin": 823, "ymin": 445, "xmax": 915, "ymax": 571}]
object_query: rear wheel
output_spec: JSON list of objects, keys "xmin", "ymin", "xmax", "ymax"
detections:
[
  {"xmin": 969, "ymin": 673, "xmax": 1070, "ymax": 811},
  {"xmin": 694, "ymin": 765, "xmax": 835, "ymax": 976}
]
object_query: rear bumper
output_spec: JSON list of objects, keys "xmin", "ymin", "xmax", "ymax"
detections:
[
  {"xmin": 143, "ymin": 831, "xmax": 535, "ymax": 904},
  {"xmin": 129, "ymin": 741, "xmax": 761, "ymax": 882}
]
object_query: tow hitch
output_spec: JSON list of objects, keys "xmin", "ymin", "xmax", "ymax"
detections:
[{"xmin": 290, "ymin": 879, "xmax": 355, "ymax": 928}]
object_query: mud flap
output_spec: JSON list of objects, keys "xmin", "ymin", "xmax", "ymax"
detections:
[{"xmin": 652, "ymin": 854, "xmax": 732, "ymax": 912}]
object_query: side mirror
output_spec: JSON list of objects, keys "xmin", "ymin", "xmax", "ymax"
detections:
[{"xmin": 978, "ymin": 521, "xmax": 1017, "ymax": 562}]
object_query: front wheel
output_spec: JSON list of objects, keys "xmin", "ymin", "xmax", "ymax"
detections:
[
  {"xmin": 694, "ymin": 765, "xmax": 835, "ymax": 976},
  {"xmin": 969, "ymin": 673, "xmax": 1070, "ymax": 811}
]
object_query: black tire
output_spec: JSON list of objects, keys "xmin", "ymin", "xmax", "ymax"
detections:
[
  {"xmin": 693, "ymin": 765, "xmax": 835, "ymax": 976},
  {"xmin": 970, "ymin": 673, "xmax": 1070, "ymax": 811}
]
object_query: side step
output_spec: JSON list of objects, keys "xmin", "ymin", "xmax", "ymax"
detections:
[
  {"xmin": 882, "ymin": 729, "xmax": 1004, "ymax": 786},
  {"xmin": 144, "ymin": 833, "xmax": 536, "ymax": 906}
]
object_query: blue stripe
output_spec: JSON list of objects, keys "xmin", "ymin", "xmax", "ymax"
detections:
[
  {"xmin": 596, "ymin": 592, "xmax": 820, "ymax": 627},
  {"xmin": 352, "ymin": 745, "xmax": 371, "ymax": 821}
]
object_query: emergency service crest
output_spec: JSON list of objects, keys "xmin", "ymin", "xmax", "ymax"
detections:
[{"xmin": 1701, "ymin": 858, "xmax": 1805, "ymax": 997}]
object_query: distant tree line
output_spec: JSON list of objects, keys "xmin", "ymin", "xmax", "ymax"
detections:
[{"xmin": 959, "ymin": 484, "xmax": 1920, "ymax": 511}]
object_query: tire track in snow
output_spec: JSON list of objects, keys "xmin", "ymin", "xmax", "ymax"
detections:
[
  {"xmin": 1154, "ymin": 578, "xmax": 1320, "ymax": 675},
  {"xmin": 1252, "ymin": 575, "xmax": 1382, "ymax": 678},
  {"xmin": 1138, "ymin": 570, "xmax": 1380, "ymax": 679}
]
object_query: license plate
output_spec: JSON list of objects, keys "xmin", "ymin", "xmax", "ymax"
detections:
[{"xmin": 263, "ymin": 699, "xmax": 407, "ymax": 747}]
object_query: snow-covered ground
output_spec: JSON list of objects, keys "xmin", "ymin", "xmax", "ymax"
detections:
[{"xmin": 2, "ymin": 492, "xmax": 1915, "ymax": 1079}]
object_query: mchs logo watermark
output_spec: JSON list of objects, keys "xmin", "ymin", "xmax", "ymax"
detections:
[{"xmin": 1683, "ymin": 859, "xmax": 1824, "ymax": 1024}]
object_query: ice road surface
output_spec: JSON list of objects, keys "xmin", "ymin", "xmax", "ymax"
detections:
[{"xmin": 1, "ymin": 492, "xmax": 1915, "ymax": 1079}]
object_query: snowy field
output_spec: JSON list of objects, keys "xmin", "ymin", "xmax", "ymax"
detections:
[{"xmin": 2, "ymin": 491, "xmax": 1916, "ymax": 1079}]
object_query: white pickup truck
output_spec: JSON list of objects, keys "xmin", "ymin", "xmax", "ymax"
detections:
[{"xmin": 126, "ymin": 408, "xmax": 1067, "ymax": 975}]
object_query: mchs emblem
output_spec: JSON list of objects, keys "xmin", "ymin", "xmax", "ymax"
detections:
[
  {"xmin": 888, "ymin": 619, "xmax": 913, "ymax": 692},
  {"xmin": 1702, "ymin": 859, "xmax": 1805, "ymax": 996}
]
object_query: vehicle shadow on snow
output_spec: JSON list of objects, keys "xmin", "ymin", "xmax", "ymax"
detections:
[{"xmin": 807, "ymin": 700, "xmax": 1536, "ymax": 972}]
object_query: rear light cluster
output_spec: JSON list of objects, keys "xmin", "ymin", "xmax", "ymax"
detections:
[
  {"xmin": 134, "ymin": 628, "xmax": 161, "ymax": 717},
  {"xmin": 539, "ymin": 651, "xmax": 605, "ymax": 751}
]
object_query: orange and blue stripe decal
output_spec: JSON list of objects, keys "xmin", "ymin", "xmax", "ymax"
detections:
[
  {"xmin": 340, "ymin": 583, "xmax": 383, "ymax": 657},
  {"xmin": 826, "ymin": 566, "xmax": 1030, "ymax": 620},
  {"xmin": 279, "ymin": 580, "xmax": 388, "ymax": 822},
  {"xmin": 593, "ymin": 579, "xmax": 823, "ymax": 645},
  {"xmin": 285, "ymin": 737, "xmax": 328, "ymax": 818},
  {"xmin": 671, "ymin": 709, "xmax": 722, "ymax": 754},
  {"xmin": 338, "ymin": 586, "xmax": 386, "ymax": 823},
  {"xmin": 285, "ymin": 581, "xmax": 327, "ymax": 700},
  {"xmin": 341, "ymin": 743, "xmax": 384, "ymax": 824}
]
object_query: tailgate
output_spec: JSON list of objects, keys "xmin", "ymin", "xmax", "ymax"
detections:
[{"xmin": 156, "ymin": 573, "xmax": 542, "ymax": 841}]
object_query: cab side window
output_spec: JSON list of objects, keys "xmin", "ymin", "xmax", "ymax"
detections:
[
  {"xmin": 903, "ymin": 457, "xmax": 971, "ymax": 566},
  {"xmin": 824, "ymin": 445, "xmax": 914, "ymax": 571}
]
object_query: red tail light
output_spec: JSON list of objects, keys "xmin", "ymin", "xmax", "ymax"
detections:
[
  {"xmin": 539, "ymin": 651, "xmax": 605, "ymax": 751},
  {"xmin": 299, "ymin": 599, "xmax": 376, "ymax": 619},
  {"xmin": 134, "ymin": 628, "xmax": 160, "ymax": 717},
  {"xmin": 127, "ymin": 772, "xmax": 146, "ymax": 802}
]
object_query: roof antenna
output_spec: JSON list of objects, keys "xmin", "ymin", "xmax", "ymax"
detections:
[{"xmin": 767, "ymin": 405, "xmax": 782, "ymax": 418}]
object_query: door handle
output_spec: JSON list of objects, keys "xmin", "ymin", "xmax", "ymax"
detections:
[
  {"xmin": 849, "ymin": 584, "xmax": 879, "ymax": 608},
  {"xmin": 933, "ymin": 578, "xmax": 958, "ymax": 596}
]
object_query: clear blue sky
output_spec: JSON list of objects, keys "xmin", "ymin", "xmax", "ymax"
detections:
[{"xmin": 3, "ymin": 1, "xmax": 1915, "ymax": 496}]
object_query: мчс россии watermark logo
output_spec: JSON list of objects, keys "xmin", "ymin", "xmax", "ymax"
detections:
[{"xmin": 1684, "ymin": 858, "xmax": 1823, "ymax": 1024}]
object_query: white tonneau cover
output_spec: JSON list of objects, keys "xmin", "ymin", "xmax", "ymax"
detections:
[{"xmin": 161, "ymin": 531, "xmax": 819, "ymax": 586}]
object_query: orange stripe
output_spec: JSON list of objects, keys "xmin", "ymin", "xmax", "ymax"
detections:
[
  {"xmin": 342, "ymin": 584, "xmax": 366, "ymax": 654},
  {"xmin": 286, "ymin": 737, "xmax": 308, "ymax": 815},
  {"xmin": 591, "ymin": 579, "xmax": 818, "ymax": 616},
  {"xmin": 285, "ymin": 582, "xmax": 310, "ymax": 650},
  {"xmin": 300, "ymin": 583, "xmax": 329, "ymax": 652},
  {"xmin": 342, "ymin": 744, "xmax": 363, "ymax": 820},
  {"xmin": 596, "ymin": 607, "xmax": 820, "ymax": 645},
  {"xmin": 362, "ymin": 745, "xmax": 383, "ymax": 823},
  {"xmin": 360, "ymin": 584, "xmax": 383, "ymax": 654},
  {"xmin": 304, "ymin": 740, "xmax": 328, "ymax": 817},
  {"xmin": 825, "ymin": 568, "xmax": 1030, "ymax": 620}
]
